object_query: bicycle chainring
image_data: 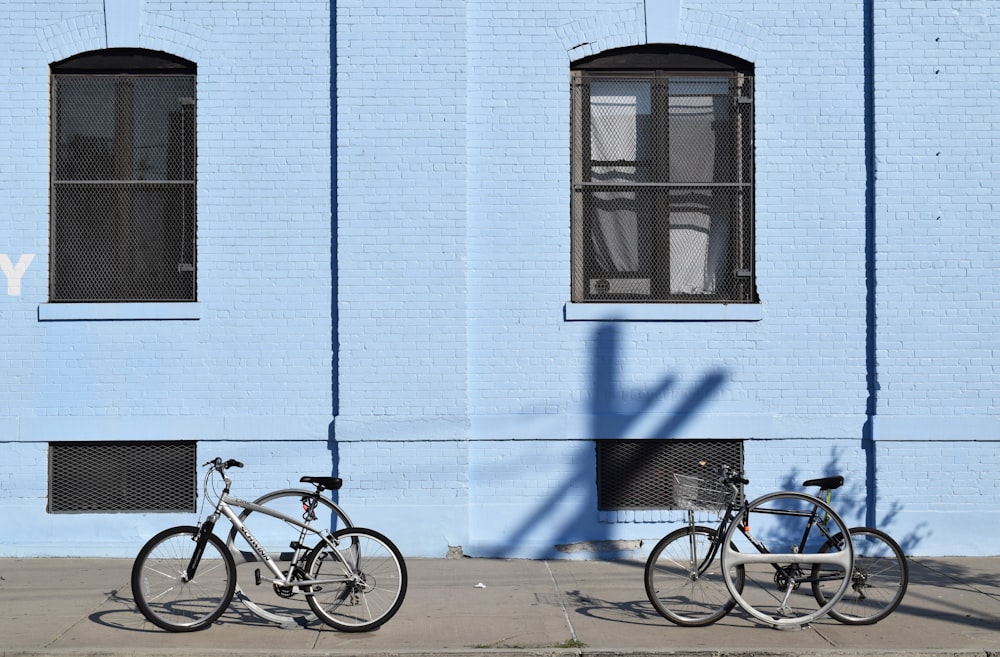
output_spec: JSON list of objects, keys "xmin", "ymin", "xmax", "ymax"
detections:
[{"xmin": 773, "ymin": 566, "xmax": 803, "ymax": 592}]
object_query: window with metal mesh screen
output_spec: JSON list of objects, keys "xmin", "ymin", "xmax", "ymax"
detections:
[
  {"xmin": 50, "ymin": 50, "xmax": 196, "ymax": 302},
  {"xmin": 49, "ymin": 441, "xmax": 197, "ymax": 513},
  {"xmin": 596, "ymin": 439, "xmax": 743, "ymax": 510},
  {"xmin": 571, "ymin": 47, "xmax": 756, "ymax": 304}
]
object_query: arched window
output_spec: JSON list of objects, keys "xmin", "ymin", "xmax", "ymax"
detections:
[
  {"xmin": 50, "ymin": 49, "xmax": 197, "ymax": 302},
  {"xmin": 571, "ymin": 46, "xmax": 756, "ymax": 304}
]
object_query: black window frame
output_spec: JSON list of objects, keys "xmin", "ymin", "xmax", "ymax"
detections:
[
  {"xmin": 571, "ymin": 46, "xmax": 757, "ymax": 304},
  {"xmin": 49, "ymin": 48, "xmax": 197, "ymax": 303}
]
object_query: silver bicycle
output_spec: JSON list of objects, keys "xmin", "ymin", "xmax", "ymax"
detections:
[{"xmin": 131, "ymin": 458, "xmax": 407, "ymax": 632}]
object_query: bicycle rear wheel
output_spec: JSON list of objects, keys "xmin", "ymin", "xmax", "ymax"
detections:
[
  {"xmin": 721, "ymin": 491, "xmax": 854, "ymax": 629},
  {"xmin": 224, "ymin": 489, "xmax": 353, "ymax": 626},
  {"xmin": 812, "ymin": 527, "xmax": 908, "ymax": 624},
  {"xmin": 644, "ymin": 525, "xmax": 742, "ymax": 626},
  {"xmin": 305, "ymin": 527, "xmax": 407, "ymax": 632},
  {"xmin": 132, "ymin": 526, "xmax": 236, "ymax": 632}
]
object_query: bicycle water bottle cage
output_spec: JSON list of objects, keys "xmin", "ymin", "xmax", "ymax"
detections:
[
  {"xmin": 802, "ymin": 475, "xmax": 844, "ymax": 490},
  {"xmin": 300, "ymin": 476, "xmax": 343, "ymax": 491}
]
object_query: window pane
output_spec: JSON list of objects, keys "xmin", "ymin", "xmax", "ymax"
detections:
[
  {"xmin": 52, "ymin": 183, "xmax": 195, "ymax": 301},
  {"xmin": 588, "ymin": 80, "xmax": 651, "ymax": 165}
]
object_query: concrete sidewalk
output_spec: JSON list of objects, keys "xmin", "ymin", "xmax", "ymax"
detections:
[{"xmin": 1, "ymin": 556, "xmax": 998, "ymax": 657}]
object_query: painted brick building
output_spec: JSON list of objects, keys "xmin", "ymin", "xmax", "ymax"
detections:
[{"xmin": 1, "ymin": 0, "xmax": 997, "ymax": 558}]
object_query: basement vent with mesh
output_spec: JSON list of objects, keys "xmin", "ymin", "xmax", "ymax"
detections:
[
  {"xmin": 596, "ymin": 439, "xmax": 743, "ymax": 510},
  {"xmin": 49, "ymin": 441, "xmax": 197, "ymax": 513}
]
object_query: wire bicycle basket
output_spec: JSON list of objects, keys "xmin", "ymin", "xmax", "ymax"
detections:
[{"xmin": 673, "ymin": 473, "xmax": 733, "ymax": 516}]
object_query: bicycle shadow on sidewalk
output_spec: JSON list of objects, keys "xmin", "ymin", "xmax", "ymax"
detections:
[
  {"xmin": 564, "ymin": 587, "xmax": 758, "ymax": 631},
  {"xmin": 88, "ymin": 587, "xmax": 322, "ymax": 633},
  {"xmin": 564, "ymin": 587, "xmax": 681, "ymax": 627}
]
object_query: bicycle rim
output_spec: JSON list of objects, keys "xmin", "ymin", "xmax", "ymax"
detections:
[
  {"xmin": 305, "ymin": 527, "xmax": 407, "ymax": 631},
  {"xmin": 131, "ymin": 526, "xmax": 236, "ymax": 632},
  {"xmin": 644, "ymin": 526, "xmax": 741, "ymax": 627},
  {"xmin": 813, "ymin": 527, "xmax": 908, "ymax": 625}
]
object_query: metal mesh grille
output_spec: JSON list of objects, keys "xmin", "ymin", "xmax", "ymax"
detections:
[
  {"xmin": 49, "ymin": 441, "xmax": 197, "ymax": 513},
  {"xmin": 571, "ymin": 73, "xmax": 756, "ymax": 303},
  {"xmin": 51, "ymin": 73, "xmax": 196, "ymax": 302},
  {"xmin": 596, "ymin": 439, "xmax": 743, "ymax": 510}
]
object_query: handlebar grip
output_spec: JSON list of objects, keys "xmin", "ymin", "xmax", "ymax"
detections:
[{"xmin": 737, "ymin": 476, "xmax": 750, "ymax": 485}]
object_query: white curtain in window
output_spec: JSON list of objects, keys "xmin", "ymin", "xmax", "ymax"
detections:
[
  {"xmin": 668, "ymin": 89, "xmax": 730, "ymax": 295},
  {"xmin": 588, "ymin": 81, "xmax": 651, "ymax": 275}
]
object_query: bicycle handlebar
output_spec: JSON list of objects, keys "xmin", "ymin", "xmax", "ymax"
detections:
[
  {"xmin": 698, "ymin": 460, "xmax": 749, "ymax": 486},
  {"xmin": 204, "ymin": 457, "xmax": 244, "ymax": 470}
]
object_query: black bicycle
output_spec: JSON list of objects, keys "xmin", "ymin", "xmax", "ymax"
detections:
[
  {"xmin": 644, "ymin": 463, "xmax": 854, "ymax": 628},
  {"xmin": 645, "ymin": 464, "xmax": 906, "ymax": 628}
]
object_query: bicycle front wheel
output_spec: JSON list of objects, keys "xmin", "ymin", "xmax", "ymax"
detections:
[
  {"xmin": 131, "ymin": 526, "xmax": 236, "ymax": 632},
  {"xmin": 721, "ymin": 491, "xmax": 854, "ymax": 629},
  {"xmin": 305, "ymin": 527, "xmax": 407, "ymax": 632},
  {"xmin": 812, "ymin": 527, "xmax": 908, "ymax": 625},
  {"xmin": 644, "ymin": 525, "xmax": 743, "ymax": 626}
]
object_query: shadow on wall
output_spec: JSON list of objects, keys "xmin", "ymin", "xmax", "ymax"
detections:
[
  {"xmin": 472, "ymin": 323, "xmax": 728, "ymax": 559},
  {"xmin": 771, "ymin": 448, "xmax": 928, "ymax": 555},
  {"xmin": 494, "ymin": 321, "xmax": 927, "ymax": 559}
]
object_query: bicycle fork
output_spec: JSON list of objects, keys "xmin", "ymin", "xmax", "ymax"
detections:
[{"xmin": 184, "ymin": 515, "xmax": 220, "ymax": 582}]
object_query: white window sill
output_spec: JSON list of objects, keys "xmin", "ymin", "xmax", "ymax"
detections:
[
  {"xmin": 564, "ymin": 302, "xmax": 762, "ymax": 322},
  {"xmin": 38, "ymin": 302, "xmax": 201, "ymax": 321}
]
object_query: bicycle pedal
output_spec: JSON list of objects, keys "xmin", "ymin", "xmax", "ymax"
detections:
[{"xmin": 255, "ymin": 568, "xmax": 261, "ymax": 586}]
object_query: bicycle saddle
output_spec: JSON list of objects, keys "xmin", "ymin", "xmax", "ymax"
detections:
[
  {"xmin": 802, "ymin": 475, "xmax": 844, "ymax": 490},
  {"xmin": 300, "ymin": 476, "xmax": 343, "ymax": 490}
]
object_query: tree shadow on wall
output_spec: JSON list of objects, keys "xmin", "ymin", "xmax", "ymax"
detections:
[
  {"xmin": 764, "ymin": 447, "xmax": 928, "ymax": 555},
  {"xmin": 494, "ymin": 323, "xmax": 928, "ymax": 560},
  {"xmin": 494, "ymin": 323, "xmax": 727, "ymax": 559}
]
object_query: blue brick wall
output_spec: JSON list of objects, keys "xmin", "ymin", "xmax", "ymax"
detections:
[
  {"xmin": 869, "ymin": 0, "xmax": 1000, "ymax": 551},
  {"xmin": 3, "ymin": 0, "xmax": 332, "ymax": 423},
  {"xmin": 1, "ymin": 1, "xmax": 997, "ymax": 558},
  {"xmin": 0, "ymin": 0, "xmax": 335, "ymax": 555},
  {"xmin": 873, "ymin": 0, "xmax": 1000, "ymax": 426},
  {"xmin": 336, "ymin": 0, "xmax": 469, "ymax": 428}
]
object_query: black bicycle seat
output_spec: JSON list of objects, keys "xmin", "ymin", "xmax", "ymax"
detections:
[
  {"xmin": 300, "ymin": 476, "xmax": 343, "ymax": 490},
  {"xmin": 802, "ymin": 475, "xmax": 844, "ymax": 490}
]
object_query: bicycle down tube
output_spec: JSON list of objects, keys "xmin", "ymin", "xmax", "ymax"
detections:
[{"xmin": 218, "ymin": 494, "xmax": 343, "ymax": 593}]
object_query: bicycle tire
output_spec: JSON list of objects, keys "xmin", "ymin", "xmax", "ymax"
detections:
[
  {"xmin": 132, "ymin": 526, "xmax": 236, "ymax": 632},
  {"xmin": 304, "ymin": 527, "xmax": 407, "ymax": 632},
  {"xmin": 644, "ymin": 525, "xmax": 743, "ymax": 626},
  {"xmin": 224, "ymin": 489, "xmax": 353, "ymax": 625},
  {"xmin": 721, "ymin": 491, "xmax": 854, "ymax": 628},
  {"xmin": 812, "ymin": 527, "xmax": 908, "ymax": 625}
]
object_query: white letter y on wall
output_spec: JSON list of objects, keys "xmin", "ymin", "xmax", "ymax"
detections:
[{"xmin": 0, "ymin": 254, "xmax": 36, "ymax": 296}]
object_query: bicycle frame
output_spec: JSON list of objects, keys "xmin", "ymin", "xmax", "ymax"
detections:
[
  {"xmin": 187, "ymin": 473, "xmax": 358, "ymax": 601},
  {"xmin": 688, "ymin": 488, "xmax": 847, "ymax": 586},
  {"xmin": 683, "ymin": 506, "xmax": 737, "ymax": 578},
  {"xmin": 219, "ymin": 494, "xmax": 322, "ymax": 587},
  {"xmin": 727, "ymin": 501, "xmax": 848, "ymax": 574}
]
